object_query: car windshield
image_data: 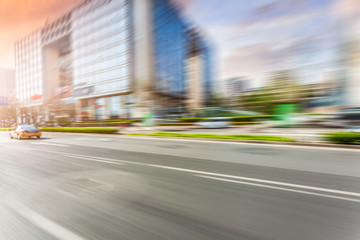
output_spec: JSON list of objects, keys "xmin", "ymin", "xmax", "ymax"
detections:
[{"xmin": 21, "ymin": 126, "xmax": 38, "ymax": 131}]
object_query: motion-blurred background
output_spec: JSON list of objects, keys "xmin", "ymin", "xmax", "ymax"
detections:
[{"xmin": 0, "ymin": 0, "xmax": 359, "ymax": 131}]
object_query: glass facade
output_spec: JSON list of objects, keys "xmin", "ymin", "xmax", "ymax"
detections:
[
  {"xmin": 94, "ymin": 98, "xmax": 105, "ymax": 120},
  {"xmin": 14, "ymin": 0, "xmax": 214, "ymax": 120},
  {"xmin": 152, "ymin": 0, "xmax": 188, "ymax": 97},
  {"xmin": 72, "ymin": 0, "xmax": 132, "ymax": 98},
  {"xmin": 15, "ymin": 31, "xmax": 43, "ymax": 107},
  {"xmin": 199, "ymin": 38, "xmax": 214, "ymax": 104}
]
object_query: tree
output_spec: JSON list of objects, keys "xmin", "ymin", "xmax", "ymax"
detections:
[
  {"xmin": 239, "ymin": 70, "xmax": 305, "ymax": 114},
  {"xmin": 47, "ymin": 99, "xmax": 76, "ymax": 120},
  {"xmin": 0, "ymin": 100, "xmax": 19, "ymax": 126},
  {"xmin": 207, "ymin": 94, "xmax": 225, "ymax": 107}
]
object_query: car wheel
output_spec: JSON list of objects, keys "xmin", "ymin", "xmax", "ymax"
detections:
[
  {"xmin": 37, "ymin": 136, "xmax": 40, "ymax": 139},
  {"xmin": 17, "ymin": 135, "xmax": 21, "ymax": 140}
]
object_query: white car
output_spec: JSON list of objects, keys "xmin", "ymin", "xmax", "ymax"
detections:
[
  {"xmin": 196, "ymin": 117, "xmax": 231, "ymax": 129},
  {"xmin": 348, "ymin": 126, "xmax": 360, "ymax": 133}
]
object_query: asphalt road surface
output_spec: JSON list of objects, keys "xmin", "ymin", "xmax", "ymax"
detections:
[{"xmin": 1, "ymin": 131, "xmax": 360, "ymax": 240}]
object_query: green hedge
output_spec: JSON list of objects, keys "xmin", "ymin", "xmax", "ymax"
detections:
[
  {"xmin": 323, "ymin": 132, "xmax": 360, "ymax": 145},
  {"xmin": 71, "ymin": 122, "xmax": 124, "ymax": 127},
  {"xmin": 158, "ymin": 123, "xmax": 196, "ymax": 126},
  {"xmin": 176, "ymin": 118, "xmax": 207, "ymax": 123},
  {"xmin": 158, "ymin": 122, "xmax": 257, "ymax": 126},
  {"xmin": 78, "ymin": 119, "xmax": 140, "ymax": 124},
  {"xmin": 59, "ymin": 119, "xmax": 140, "ymax": 127},
  {"xmin": 41, "ymin": 128, "xmax": 119, "ymax": 134},
  {"xmin": 177, "ymin": 115, "xmax": 275, "ymax": 123},
  {"xmin": 231, "ymin": 115, "xmax": 275, "ymax": 122},
  {"xmin": 128, "ymin": 132, "xmax": 295, "ymax": 142},
  {"xmin": 232, "ymin": 122, "xmax": 257, "ymax": 125},
  {"xmin": 0, "ymin": 128, "xmax": 11, "ymax": 131}
]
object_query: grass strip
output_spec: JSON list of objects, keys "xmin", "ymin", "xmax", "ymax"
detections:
[
  {"xmin": 0, "ymin": 128, "xmax": 12, "ymax": 131},
  {"xmin": 127, "ymin": 132, "xmax": 295, "ymax": 142}
]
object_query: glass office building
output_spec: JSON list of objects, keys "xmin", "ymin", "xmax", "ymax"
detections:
[
  {"xmin": 153, "ymin": 0, "xmax": 187, "ymax": 96},
  {"xmin": 15, "ymin": 31, "xmax": 43, "ymax": 108},
  {"xmin": 15, "ymin": 0, "xmax": 214, "ymax": 121}
]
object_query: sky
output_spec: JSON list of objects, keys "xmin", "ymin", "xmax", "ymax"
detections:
[
  {"xmin": 0, "ymin": 0, "xmax": 359, "ymax": 88},
  {"xmin": 0, "ymin": 0, "xmax": 83, "ymax": 68},
  {"xmin": 176, "ymin": 0, "xmax": 360, "ymax": 87}
]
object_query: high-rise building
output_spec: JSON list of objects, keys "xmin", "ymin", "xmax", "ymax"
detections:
[
  {"xmin": 222, "ymin": 77, "xmax": 249, "ymax": 107},
  {"xmin": 0, "ymin": 68, "xmax": 16, "ymax": 124},
  {"xmin": 14, "ymin": 0, "xmax": 213, "ymax": 122},
  {"xmin": 224, "ymin": 77, "xmax": 249, "ymax": 98},
  {"xmin": 0, "ymin": 68, "xmax": 15, "ymax": 100}
]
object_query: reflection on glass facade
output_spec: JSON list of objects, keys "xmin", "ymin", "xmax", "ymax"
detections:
[
  {"xmin": 15, "ymin": 31, "xmax": 43, "ymax": 107},
  {"xmin": 14, "ymin": 0, "xmax": 214, "ymax": 121},
  {"xmin": 199, "ymin": 38, "xmax": 214, "ymax": 104},
  {"xmin": 153, "ymin": 0, "xmax": 187, "ymax": 97},
  {"xmin": 72, "ymin": 0, "xmax": 132, "ymax": 98},
  {"xmin": 109, "ymin": 96, "xmax": 121, "ymax": 119},
  {"xmin": 95, "ymin": 98, "xmax": 105, "ymax": 120}
]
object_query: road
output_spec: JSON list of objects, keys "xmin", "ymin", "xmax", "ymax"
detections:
[{"xmin": 1, "ymin": 131, "xmax": 360, "ymax": 240}]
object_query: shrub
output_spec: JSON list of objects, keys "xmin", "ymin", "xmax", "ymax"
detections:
[
  {"xmin": 0, "ymin": 128, "xmax": 12, "ymax": 131},
  {"xmin": 231, "ymin": 115, "xmax": 275, "ymax": 122},
  {"xmin": 158, "ymin": 123, "xmax": 196, "ymax": 126},
  {"xmin": 70, "ymin": 119, "xmax": 140, "ymax": 127},
  {"xmin": 78, "ymin": 119, "xmax": 140, "ymax": 124},
  {"xmin": 177, "ymin": 115, "xmax": 275, "ymax": 123},
  {"xmin": 323, "ymin": 132, "xmax": 360, "ymax": 145},
  {"xmin": 58, "ymin": 121, "xmax": 72, "ymax": 127},
  {"xmin": 72, "ymin": 122, "xmax": 121, "ymax": 126},
  {"xmin": 41, "ymin": 128, "xmax": 119, "ymax": 134},
  {"xmin": 157, "ymin": 122, "xmax": 255, "ymax": 126},
  {"xmin": 232, "ymin": 122, "xmax": 257, "ymax": 125},
  {"xmin": 175, "ymin": 117, "xmax": 206, "ymax": 123},
  {"xmin": 56, "ymin": 116, "xmax": 71, "ymax": 127}
]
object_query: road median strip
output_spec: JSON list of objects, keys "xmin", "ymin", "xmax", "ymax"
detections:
[
  {"xmin": 126, "ymin": 132, "xmax": 295, "ymax": 142},
  {"xmin": 124, "ymin": 132, "xmax": 360, "ymax": 149},
  {"xmin": 41, "ymin": 128, "xmax": 119, "ymax": 134}
]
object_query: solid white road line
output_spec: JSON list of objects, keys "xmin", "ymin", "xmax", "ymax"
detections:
[
  {"xmin": 197, "ymin": 175, "xmax": 360, "ymax": 203},
  {"xmin": 145, "ymin": 164, "xmax": 360, "ymax": 198},
  {"xmin": 120, "ymin": 136, "xmax": 360, "ymax": 152},
  {"xmin": 62, "ymin": 153, "xmax": 360, "ymax": 199},
  {"xmin": 10, "ymin": 145, "xmax": 360, "ymax": 202},
  {"xmin": 29, "ymin": 142, "xmax": 69, "ymax": 147},
  {"xmin": 8, "ymin": 202, "xmax": 87, "ymax": 240},
  {"xmin": 64, "ymin": 154, "xmax": 124, "ymax": 165}
]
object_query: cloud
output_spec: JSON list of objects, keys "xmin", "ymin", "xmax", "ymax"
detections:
[
  {"xmin": 0, "ymin": 0, "xmax": 83, "ymax": 30},
  {"xmin": 222, "ymin": 41, "xmax": 292, "ymax": 79},
  {"xmin": 253, "ymin": 0, "xmax": 308, "ymax": 17},
  {"xmin": 332, "ymin": 0, "xmax": 360, "ymax": 20},
  {"xmin": 332, "ymin": 0, "xmax": 360, "ymax": 39},
  {"xmin": 220, "ymin": 31, "xmax": 338, "ymax": 80},
  {"xmin": 171, "ymin": 0, "xmax": 195, "ymax": 11},
  {"xmin": 0, "ymin": 0, "xmax": 84, "ymax": 68},
  {"xmin": 237, "ymin": 9, "xmax": 323, "ymax": 36}
]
